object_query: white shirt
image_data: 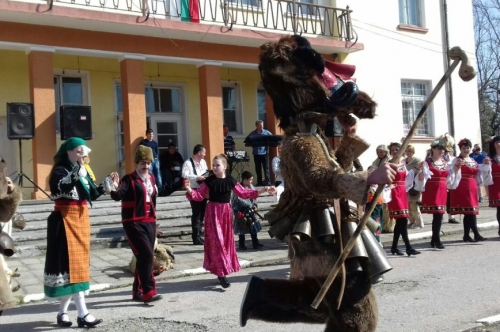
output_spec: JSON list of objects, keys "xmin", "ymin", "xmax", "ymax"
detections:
[{"xmin": 182, "ymin": 157, "xmax": 208, "ymax": 189}]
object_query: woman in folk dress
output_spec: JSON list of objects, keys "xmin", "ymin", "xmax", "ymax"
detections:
[
  {"xmin": 386, "ymin": 142, "xmax": 420, "ymax": 257},
  {"xmin": 448, "ymin": 138, "xmax": 492, "ymax": 242}
]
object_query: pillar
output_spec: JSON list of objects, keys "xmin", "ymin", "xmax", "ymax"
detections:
[
  {"xmin": 265, "ymin": 93, "xmax": 282, "ymax": 183},
  {"xmin": 120, "ymin": 56, "xmax": 147, "ymax": 174},
  {"xmin": 27, "ymin": 47, "xmax": 57, "ymax": 199},
  {"xmin": 198, "ymin": 62, "xmax": 223, "ymax": 164}
]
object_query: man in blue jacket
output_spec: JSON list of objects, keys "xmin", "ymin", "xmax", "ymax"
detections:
[
  {"xmin": 470, "ymin": 144, "xmax": 487, "ymax": 202},
  {"xmin": 246, "ymin": 120, "xmax": 272, "ymax": 186}
]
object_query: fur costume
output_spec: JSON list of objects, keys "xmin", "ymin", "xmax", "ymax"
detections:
[
  {"xmin": 129, "ymin": 238, "xmax": 175, "ymax": 276},
  {"xmin": 240, "ymin": 36, "xmax": 392, "ymax": 332},
  {"xmin": 0, "ymin": 156, "xmax": 21, "ymax": 314}
]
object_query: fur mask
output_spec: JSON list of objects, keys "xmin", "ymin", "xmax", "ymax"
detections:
[{"xmin": 259, "ymin": 35, "xmax": 377, "ymax": 128}]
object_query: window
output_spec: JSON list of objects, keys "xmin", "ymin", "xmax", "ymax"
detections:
[
  {"xmin": 222, "ymin": 83, "xmax": 242, "ymax": 134},
  {"xmin": 116, "ymin": 85, "xmax": 181, "ymax": 114},
  {"xmin": 288, "ymin": 0, "xmax": 318, "ymax": 17},
  {"xmin": 229, "ymin": 0, "xmax": 259, "ymax": 7},
  {"xmin": 399, "ymin": 0, "xmax": 424, "ymax": 27},
  {"xmin": 257, "ymin": 88, "xmax": 266, "ymax": 127},
  {"xmin": 401, "ymin": 81, "xmax": 432, "ymax": 136},
  {"xmin": 54, "ymin": 74, "xmax": 87, "ymax": 132}
]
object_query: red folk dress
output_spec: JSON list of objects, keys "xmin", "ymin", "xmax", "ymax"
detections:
[
  {"xmin": 449, "ymin": 159, "xmax": 479, "ymax": 215},
  {"xmin": 488, "ymin": 161, "xmax": 500, "ymax": 207},
  {"xmin": 420, "ymin": 159, "xmax": 449, "ymax": 214},
  {"xmin": 387, "ymin": 163, "xmax": 409, "ymax": 219}
]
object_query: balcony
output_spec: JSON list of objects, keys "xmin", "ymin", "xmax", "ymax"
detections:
[{"xmin": 39, "ymin": 0, "xmax": 354, "ymax": 40}]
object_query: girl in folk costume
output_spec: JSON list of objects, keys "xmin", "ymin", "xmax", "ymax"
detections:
[
  {"xmin": 405, "ymin": 145, "xmax": 424, "ymax": 229},
  {"xmin": 448, "ymin": 138, "xmax": 492, "ymax": 242},
  {"xmin": 487, "ymin": 136, "xmax": 500, "ymax": 236},
  {"xmin": 44, "ymin": 137, "xmax": 106, "ymax": 328},
  {"xmin": 415, "ymin": 140, "xmax": 452, "ymax": 249},
  {"xmin": 185, "ymin": 155, "xmax": 274, "ymax": 288},
  {"xmin": 109, "ymin": 145, "xmax": 163, "ymax": 304},
  {"xmin": 387, "ymin": 142, "xmax": 421, "ymax": 256}
]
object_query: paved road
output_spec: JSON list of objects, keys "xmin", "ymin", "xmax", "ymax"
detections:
[{"xmin": 2, "ymin": 228, "xmax": 500, "ymax": 331}]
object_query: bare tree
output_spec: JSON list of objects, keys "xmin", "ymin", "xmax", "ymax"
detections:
[{"xmin": 474, "ymin": 0, "xmax": 500, "ymax": 143}]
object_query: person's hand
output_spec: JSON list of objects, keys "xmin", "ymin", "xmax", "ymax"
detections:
[
  {"xmin": 367, "ymin": 163, "xmax": 397, "ymax": 185},
  {"xmin": 266, "ymin": 186, "xmax": 277, "ymax": 195},
  {"xmin": 484, "ymin": 157, "xmax": 491, "ymax": 165},
  {"xmin": 196, "ymin": 176, "xmax": 206, "ymax": 181},
  {"xmin": 337, "ymin": 114, "xmax": 358, "ymax": 137},
  {"xmin": 110, "ymin": 172, "xmax": 120, "ymax": 186},
  {"xmin": 6, "ymin": 177, "xmax": 13, "ymax": 195},
  {"xmin": 454, "ymin": 159, "xmax": 465, "ymax": 170}
]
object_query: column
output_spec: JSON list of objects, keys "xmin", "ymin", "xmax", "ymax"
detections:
[
  {"xmin": 27, "ymin": 47, "xmax": 57, "ymax": 199},
  {"xmin": 265, "ymin": 93, "xmax": 282, "ymax": 183},
  {"xmin": 120, "ymin": 56, "xmax": 147, "ymax": 174},
  {"xmin": 198, "ymin": 62, "xmax": 223, "ymax": 164}
]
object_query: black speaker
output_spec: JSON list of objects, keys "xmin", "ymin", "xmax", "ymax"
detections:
[
  {"xmin": 7, "ymin": 103, "xmax": 35, "ymax": 140},
  {"xmin": 60, "ymin": 105, "xmax": 92, "ymax": 140}
]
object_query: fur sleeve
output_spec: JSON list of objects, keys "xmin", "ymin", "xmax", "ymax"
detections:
[
  {"xmin": 0, "ymin": 186, "xmax": 22, "ymax": 223},
  {"xmin": 281, "ymin": 135, "xmax": 369, "ymax": 204}
]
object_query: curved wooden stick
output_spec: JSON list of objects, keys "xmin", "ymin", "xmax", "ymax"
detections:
[{"xmin": 311, "ymin": 46, "xmax": 475, "ymax": 310}]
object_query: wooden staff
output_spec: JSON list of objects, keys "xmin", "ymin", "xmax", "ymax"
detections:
[{"xmin": 311, "ymin": 46, "xmax": 476, "ymax": 309}]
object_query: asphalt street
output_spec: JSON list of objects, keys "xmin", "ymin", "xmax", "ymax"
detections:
[{"xmin": 2, "ymin": 228, "xmax": 500, "ymax": 331}]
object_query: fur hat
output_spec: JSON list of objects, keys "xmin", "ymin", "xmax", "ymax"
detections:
[
  {"xmin": 135, "ymin": 145, "xmax": 153, "ymax": 164},
  {"xmin": 434, "ymin": 133, "xmax": 455, "ymax": 152}
]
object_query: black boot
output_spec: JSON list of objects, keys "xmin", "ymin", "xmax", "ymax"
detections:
[
  {"xmin": 470, "ymin": 216, "xmax": 488, "ymax": 242},
  {"xmin": 431, "ymin": 214, "xmax": 444, "ymax": 249},
  {"xmin": 251, "ymin": 233, "xmax": 263, "ymax": 249},
  {"xmin": 239, "ymin": 235, "xmax": 247, "ymax": 250}
]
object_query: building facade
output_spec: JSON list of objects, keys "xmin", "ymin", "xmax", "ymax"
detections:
[{"xmin": 0, "ymin": 0, "xmax": 480, "ymax": 198}]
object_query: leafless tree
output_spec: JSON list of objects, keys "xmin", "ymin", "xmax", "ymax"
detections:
[{"xmin": 473, "ymin": 0, "xmax": 500, "ymax": 143}]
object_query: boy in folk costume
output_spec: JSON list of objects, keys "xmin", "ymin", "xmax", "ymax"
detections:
[{"xmin": 239, "ymin": 35, "xmax": 397, "ymax": 332}]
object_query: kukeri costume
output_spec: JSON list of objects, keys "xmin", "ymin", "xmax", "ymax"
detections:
[{"xmin": 239, "ymin": 35, "xmax": 392, "ymax": 332}]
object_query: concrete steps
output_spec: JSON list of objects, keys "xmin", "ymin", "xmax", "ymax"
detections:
[{"xmin": 11, "ymin": 191, "xmax": 277, "ymax": 257}]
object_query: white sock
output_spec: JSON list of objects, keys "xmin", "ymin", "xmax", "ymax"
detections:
[
  {"xmin": 72, "ymin": 291, "xmax": 90, "ymax": 319},
  {"xmin": 58, "ymin": 296, "xmax": 72, "ymax": 321}
]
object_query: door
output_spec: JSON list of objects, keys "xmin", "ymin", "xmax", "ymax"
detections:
[{"xmin": 150, "ymin": 114, "xmax": 186, "ymax": 161}]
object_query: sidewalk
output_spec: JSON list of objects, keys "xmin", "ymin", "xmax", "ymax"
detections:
[{"xmin": 5, "ymin": 201, "xmax": 499, "ymax": 304}]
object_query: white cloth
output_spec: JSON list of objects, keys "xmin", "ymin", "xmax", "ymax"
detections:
[
  {"xmin": 182, "ymin": 158, "xmax": 208, "ymax": 189},
  {"xmin": 272, "ymin": 156, "xmax": 283, "ymax": 183},
  {"xmin": 414, "ymin": 160, "xmax": 434, "ymax": 192},
  {"xmin": 447, "ymin": 157, "xmax": 492, "ymax": 190}
]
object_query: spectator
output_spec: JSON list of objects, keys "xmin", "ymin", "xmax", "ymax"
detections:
[
  {"xmin": 272, "ymin": 144, "xmax": 284, "ymax": 202},
  {"xmin": 223, "ymin": 125, "xmax": 236, "ymax": 152},
  {"xmin": 246, "ymin": 120, "xmax": 273, "ymax": 186},
  {"xmin": 405, "ymin": 144, "xmax": 424, "ymax": 229},
  {"xmin": 470, "ymin": 143, "xmax": 487, "ymax": 202},
  {"xmin": 159, "ymin": 143, "xmax": 184, "ymax": 194},
  {"xmin": 182, "ymin": 144, "xmax": 208, "ymax": 245},
  {"xmin": 139, "ymin": 129, "xmax": 162, "ymax": 188}
]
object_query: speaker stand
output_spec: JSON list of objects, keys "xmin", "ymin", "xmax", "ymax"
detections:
[{"xmin": 12, "ymin": 140, "xmax": 50, "ymax": 199}]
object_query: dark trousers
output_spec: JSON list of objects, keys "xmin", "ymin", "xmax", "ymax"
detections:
[
  {"xmin": 253, "ymin": 154, "xmax": 270, "ymax": 185},
  {"xmin": 431, "ymin": 213, "xmax": 443, "ymax": 243},
  {"xmin": 190, "ymin": 199, "xmax": 207, "ymax": 241},
  {"xmin": 123, "ymin": 221, "xmax": 156, "ymax": 300},
  {"xmin": 463, "ymin": 214, "xmax": 481, "ymax": 238},
  {"xmin": 391, "ymin": 218, "xmax": 412, "ymax": 251}
]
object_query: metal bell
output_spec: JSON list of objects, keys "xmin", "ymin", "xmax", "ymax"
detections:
[
  {"xmin": 360, "ymin": 228, "xmax": 393, "ymax": 279},
  {"xmin": 340, "ymin": 221, "xmax": 368, "ymax": 260},
  {"xmin": 366, "ymin": 217, "xmax": 381, "ymax": 234},
  {"xmin": 0, "ymin": 232, "xmax": 14, "ymax": 257},
  {"xmin": 314, "ymin": 205, "xmax": 335, "ymax": 243},
  {"xmin": 291, "ymin": 208, "xmax": 313, "ymax": 242}
]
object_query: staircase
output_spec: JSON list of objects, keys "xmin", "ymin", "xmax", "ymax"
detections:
[{"xmin": 11, "ymin": 191, "xmax": 277, "ymax": 257}]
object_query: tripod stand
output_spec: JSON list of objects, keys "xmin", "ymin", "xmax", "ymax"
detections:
[{"xmin": 12, "ymin": 140, "xmax": 50, "ymax": 199}]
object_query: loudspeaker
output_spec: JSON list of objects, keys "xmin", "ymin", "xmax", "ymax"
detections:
[
  {"xmin": 7, "ymin": 103, "xmax": 35, "ymax": 140},
  {"xmin": 60, "ymin": 105, "xmax": 92, "ymax": 140}
]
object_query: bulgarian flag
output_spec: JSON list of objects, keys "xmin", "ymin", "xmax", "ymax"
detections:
[{"xmin": 181, "ymin": 0, "xmax": 200, "ymax": 23}]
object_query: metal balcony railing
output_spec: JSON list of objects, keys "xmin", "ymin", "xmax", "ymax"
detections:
[{"xmin": 44, "ymin": 0, "xmax": 354, "ymax": 40}]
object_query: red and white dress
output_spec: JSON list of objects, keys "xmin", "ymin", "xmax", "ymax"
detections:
[
  {"xmin": 448, "ymin": 157, "xmax": 492, "ymax": 215},
  {"xmin": 488, "ymin": 159, "xmax": 500, "ymax": 207},
  {"xmin": 387, "ymin": 161, "xmax": 415, "ymax": 219},
  {"xmin": 414, "ymin": 158, "xmax": 449, "ymax": 214}
]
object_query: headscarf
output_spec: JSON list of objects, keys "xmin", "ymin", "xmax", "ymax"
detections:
[{"xmin": 53, "ymin": 137, "xmax": 87, "ymax": 164}]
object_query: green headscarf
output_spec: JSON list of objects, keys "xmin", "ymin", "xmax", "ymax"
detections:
[{"xmin": 53, "ymin": 137, "xmax": 87, "ymax": 164}]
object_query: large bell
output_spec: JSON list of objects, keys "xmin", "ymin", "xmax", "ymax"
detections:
[
  {"xmin": 291, "ymin": 208, "xmax": 313, "ymax": 242},
  {"xmin": 360, "ymin": 228, "xmax": 393, "ymax": 279},
  {"xmin": 0, "ymin": 232, "xmax": 14, "ymax": 257},
  {"xmin": 314, "ymin": 205, "xmax": 335, "ymax": 243},
  {"xmin": 366, "ymin": 217, "xmax": 381, "ymax": 234},
  {"xmin": 340, "ymin": 221, "xmax": 368, "ymax": 260}
]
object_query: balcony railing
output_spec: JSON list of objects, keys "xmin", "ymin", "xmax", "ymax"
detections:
[{"xmin": 43, "ymin": 0, "xmax": 354, "ymax": 40}]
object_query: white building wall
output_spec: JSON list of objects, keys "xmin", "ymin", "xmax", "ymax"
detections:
[{"xmin": 333, "ymin": 0, "xmax": 480, "ymax": 167}]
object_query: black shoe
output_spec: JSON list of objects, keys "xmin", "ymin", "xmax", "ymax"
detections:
[
  {"xmin": 218, "ymin": 276, "xmax": 231, "ymax": 289},
  {"xmin": 430, "ymin": 240, "xmax": 435, "ymax": 248},
  {"xmin": 240, "ymin": 276, "xmax": 264, "ymax": 327},
  {"xmin": 239, "ymin": 243, "xmax": 247, "ymax": 250},
  {"xmin": 474, "ymin": 235, "xmax": 488, "ymax": 242},
  {"xmin": 435, "ymin": 242, "xmax": 445, "ymax": 249},
  {"xmin": 391, "ymin": 248, "xmax": 404, "ymax": 256},
  {"xmin": 132, "ymin": 292, "xmax": 143, "ymax": 302},
  {"xmin": 193, "ymin": 238, "xmax": 204, "ymax": 245},
  {"xmin": 448, "ymin": 218, "xmax": 460, "ymax": 224},
  {"xmin": 252, "ymin": 242, "xmax": 264, "ymax": 250},
  {"xmin": 144, "ymin": 294, "xmax": 163, "ymax": 303},
  {"xmin": 463, "ymin": 235, "xmax": 477, "ymax": 243},
  {"xmin": 406, "ymin": 248, "xmax": 421, "ymax": 256},
  {"xmin": 77, "ymin": 314, "xmax": 103, "ymax": 328},
  {"xmin": 57, "ymin": 313, "xmax": 73, "ymax": 327}
]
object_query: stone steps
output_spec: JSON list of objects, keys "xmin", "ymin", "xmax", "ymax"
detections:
[{"xmin": 11, "ymin": 191, "xmax": 277, "ymax": 258}]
